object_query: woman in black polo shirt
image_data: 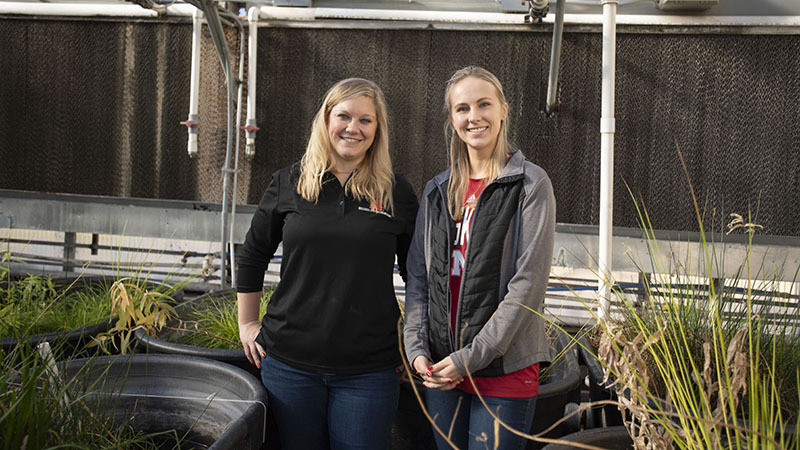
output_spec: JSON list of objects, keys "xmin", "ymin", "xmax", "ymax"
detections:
[{"xmin": 236, "ymin": 78, "xmax": 418, "ymax": 450}]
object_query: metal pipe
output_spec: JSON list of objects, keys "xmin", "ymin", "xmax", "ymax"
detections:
[
  {"xmin": 245, "ymin": 6, "xmax": 260, "ymax": 160},
  {"xmin": 562, "ymin": 0, "xmax": 644, "ymax": 5},
  {"xmin": 253, "ymin": 6, "xmax": 800, "ymax": 29},
  {"xmin": 540, "ymin": 14, "xmax": 800, "ymax": 28},
  {"xmin": 182, "ymin": 8, "xmax": 203, "ymax": 158},
  {"xmin": 545, "ymin": 0, "xmax": 566, "ymax": 113},
  {"xmin": 229, "ymin": 19, "xmax": 247, "ymax": 290},
  {"xmin": 0, "ymin": 2, "xmax": 158, "ymax": 17},
  {"xmin": 1, "ymin": 2, "xmax": 797, "ymax": 30},
  {"xmin": 198, "ymin": 0, "xmax": 236, "ymax": 288},
  {"xmin": 256, "ymin": 6, "xmax": 528, "ymax": 24},
  {"xmin": 0, "ymin": 2, "xmax": 196, "ymax": 17},
  {"xmin": 597, "ymin": 0, "xmax": 618, "ymax": 318}
]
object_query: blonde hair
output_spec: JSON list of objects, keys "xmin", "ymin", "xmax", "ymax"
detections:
[
  {"xmin": 444, "ymin": 66, "xmax": 511, "ymax": 220},
  {"xmin": 297, "ymin": 78, "xmax": 394, "ymax": 212}
]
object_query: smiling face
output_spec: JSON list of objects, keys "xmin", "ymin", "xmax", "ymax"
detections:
[
  {"xmin": 448, "ymin": 76, "xmax": 508, "ymax": 156},
  {"xmin": 326, "ymin": 95, "xmax": 378, "ymax": 170}
]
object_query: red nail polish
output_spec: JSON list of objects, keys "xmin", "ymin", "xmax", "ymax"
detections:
[
  {"xmin": 426, "ymin": 372, "xmax": 432, "ymax": 377},
  {"xmin": 428, "ymin": 366, "xmax": 433, "ymax": 371}
]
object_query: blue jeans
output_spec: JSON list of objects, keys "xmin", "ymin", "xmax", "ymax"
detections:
[
  {"xmin": 425, "ymin": 388, "xmax": 537, "ymax": 450},
  {"xmin": 260, "ymin": 355, "xmax": 400, "ymax": 450}
]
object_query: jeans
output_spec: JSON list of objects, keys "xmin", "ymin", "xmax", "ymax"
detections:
[
  {"xmin": 260, "ymin": 355, "xmax": 400, "ymax": 450},
  {"xmin": 425, "ymin": 388, "xmax": 537, "ymax": 450}
]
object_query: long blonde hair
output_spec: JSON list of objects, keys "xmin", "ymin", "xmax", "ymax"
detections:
[
  {"xmin": 444, "ymin": 66, "xmax": 511, "ymax": 220},
  {"xmin": 297, "ymin": 78, "xmax": 394, "ymax": 212}
]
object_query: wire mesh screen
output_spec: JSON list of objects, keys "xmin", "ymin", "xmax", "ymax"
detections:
[{"xmin": 1, "ymin": 18, "xmax": 799, "ymax": 236}]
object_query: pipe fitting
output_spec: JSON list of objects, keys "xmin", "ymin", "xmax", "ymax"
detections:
[
  {"xmin": 247, "ymin": 4, "xmax": 259, "ymax": 22},
  {"xmin": 185, "ymin": 8, "xmax": 203, "ymax": 159},
  {"xmin": 180, "ymin": 114, "xmax": 200, "ymax": 158},
  {"xmin": 527, "ymin": 0, "xmax": 549, "ymax": 22},
  {"xmin": 600, "ymin": 117, "xmax": 615, "ymax": 134},
  {"xmin": 243, "ymin": 120, "xmax": 259, "ymax": 160},
  {"xmin": 245, "ymin": 6, "xmax": 259, "ymax": 160}
]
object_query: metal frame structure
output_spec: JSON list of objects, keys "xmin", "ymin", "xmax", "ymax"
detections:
[
  {"xmin": 3, "ymin": 0, "xmax": 800, "ymax": 321},
  {"xmin": 4, "ymin": 189, "xmax": 800, "ymax": 280}
]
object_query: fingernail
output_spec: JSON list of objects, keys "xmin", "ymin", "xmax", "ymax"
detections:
[
  {"xmin": 415, "ymin": 370, "xmax": 421, "ymax": 375},
  {"xmin": 426, "ymin": 372, "xmax": 432, "ymax": 377},
  {"xmin": 428, "ymin": 366, "xmax": 433, "ymax": 371},
  {"xmin": 261, "ymin": 352, "xmax": 266, "ymax": 358},
  {"xmin": 257, "ymin": 363, "xmax": 262, "ymax": 369}
]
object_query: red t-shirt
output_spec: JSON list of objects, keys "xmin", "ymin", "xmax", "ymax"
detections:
[{"xmin": 449, "ymin": 177, "xmax": 539, "ymax": 398}]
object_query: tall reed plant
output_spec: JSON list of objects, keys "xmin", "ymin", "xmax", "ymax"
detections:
[{"xmin": 585, "ymin": 149, "xmax": 800, "ymax": 449}]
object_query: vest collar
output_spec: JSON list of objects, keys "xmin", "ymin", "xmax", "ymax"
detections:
[{"xmin": 432, "ymin": 149, "xmax": 525, "ymax": 188}]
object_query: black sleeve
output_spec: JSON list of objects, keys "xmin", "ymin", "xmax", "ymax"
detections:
[
  {"xmin": 394, "ymin": 174, "xmax": 419, "ymax": 284},
  {"xmin": 236, "ymin": 170, "xmax": 286, "ymax": 292}
]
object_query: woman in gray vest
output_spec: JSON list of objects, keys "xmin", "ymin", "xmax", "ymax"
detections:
[{"xmin": 403, "ymin": 66, "xmax": 556, "ymax": 450}]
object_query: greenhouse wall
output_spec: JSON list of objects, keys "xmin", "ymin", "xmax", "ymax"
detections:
[{"xmin": 1, "ymin": 16, "xmax": 799, "ymax": 235}]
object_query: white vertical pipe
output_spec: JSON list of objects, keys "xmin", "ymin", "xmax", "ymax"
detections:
[
  {"xmin": 245, "ymin": 6, "xmax": 260, "ymax": 159},
  {"xmin": 183, "ymin": 8, "xmax": 203, "ymax": 158},
  {"xmin": 597, "ymin": 0, "xmax": 618, "ymax": 318}
]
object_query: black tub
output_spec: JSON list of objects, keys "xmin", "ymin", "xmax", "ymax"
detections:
[
  {"xmin": 541, "ymin": 426, "xmax": 633, "ymax": 449},
  {"xmin": 63, "ymin": 354, "xmax": 268, "ymax": 450},
  {"xmin": 527, "ymin": 326, "xmax": 584, "ymax": 449},
  {"xmin": 134, "ymin": 288, "xmax": 279, "ymax": 448},
  {"xmin": 134, "ymin": 288, "xmax": 256, "ymax": 377},
  {"xmin": 391, "ymin": 377, "xmax": 437, "ymax": 450},
  {"xmin": 575, "ymin": 333, "xmax": 624, "ymax": 428}
]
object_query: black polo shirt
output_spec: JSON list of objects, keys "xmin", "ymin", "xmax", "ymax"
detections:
[{"xmin": 237, "ymin": 164, "xmax": 418, "ymax": 374}]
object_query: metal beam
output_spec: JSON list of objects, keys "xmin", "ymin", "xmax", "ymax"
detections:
[
  {"xmin": 3, "ymin": 189, "xmax": 800, "ymax": 282},
  {"xmin": 556, "ymin": 224, "xmax": 800, "ymax": 283},
  {"xmin": 0, "ymin": 189, "xmax": 255, "ymax": 243}
]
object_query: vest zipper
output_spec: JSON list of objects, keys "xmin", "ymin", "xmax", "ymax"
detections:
[
  {"xmin": 435, "ymin": 182, "xmax": 457, "ymax": 353},
  {"xmin": 453, "ymin": 182, "xmax": 493, "ymax": 352}
]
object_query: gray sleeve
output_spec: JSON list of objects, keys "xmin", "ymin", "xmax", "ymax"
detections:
[
  {"xmin": 402, "ymin": 183, "xmax": 434, "ymax": 367},
  {"xmin": 449, "ymin": 169, "xmax": 556, "ymax": 375}
]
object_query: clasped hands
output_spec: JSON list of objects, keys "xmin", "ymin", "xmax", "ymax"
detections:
[{"xmin": 412, "ymin": 355, "xmax": 464, "ymax": 391}]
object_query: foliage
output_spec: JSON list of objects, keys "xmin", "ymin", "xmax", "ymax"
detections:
[
  {"xmin": 167, "ymin": 289, "xmax": 271, "ymax": 350},
  {"xmin": 584, "ymin": 150, "xmax": 800, "ymax": 449},
  {"xmin": 0, "ymin": 276, "xmax": 115, "ymax": 338},
  {"xmin": 0, "ymin": 344, "xmax": 174, "ymax": 449},
  {"xmin": 88, "ymin": 279, "xmax": 178, "ymax": 355},
  {"xmin": 0, "ymin": 270, "xmax": 184, "ymax": 340}
]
